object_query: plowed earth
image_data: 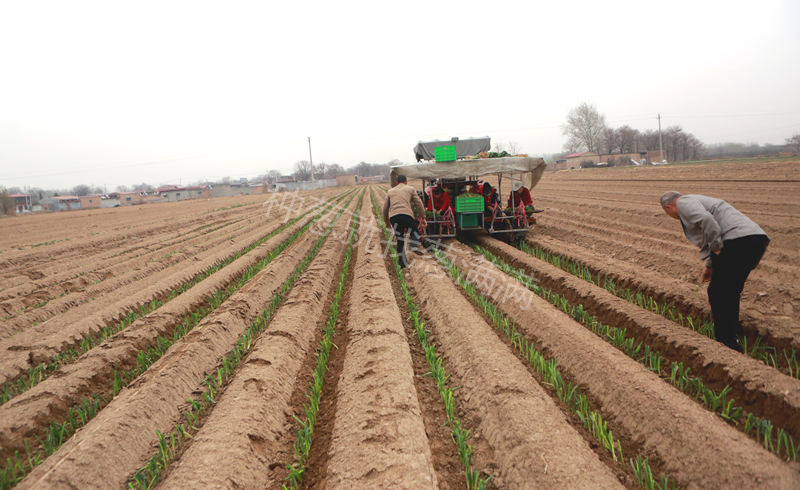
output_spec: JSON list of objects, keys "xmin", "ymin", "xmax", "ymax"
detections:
[
  {"xmin": 1, "ymin": 161, "xmax": 798, "ymax": 490},
  {"xmin": 530, "ymin": 159, "xmax": 800, "ymax": 351}
]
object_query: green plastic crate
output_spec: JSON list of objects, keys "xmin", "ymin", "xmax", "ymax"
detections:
[
  {"xmin": 458, "ymin": 212, "xmax": 481, "ymax": 228},
  {"xmin": 434, "ymin": 145, "xmax": 457, "ymax": 162},
  {"xmin": 455, "ymin": 195, "xmax": 484, "ymax": 213}
]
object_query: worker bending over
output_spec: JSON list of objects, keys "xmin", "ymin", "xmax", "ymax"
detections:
[
  {"xmin": 660, "ymin": 191, "xmax": 769, "ymax": 351},
  {"xmin": 383, "ymin": 175, "xmax": 426, "ymax": 268},
  {"xmin": 426, "ymin": 184, "xmax": 452, "ymax": 213}
]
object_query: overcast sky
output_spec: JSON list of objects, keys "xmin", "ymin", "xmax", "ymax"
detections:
[{"xmin": 1, "ymin": 0, "xmax": 799, "ymax": 190}]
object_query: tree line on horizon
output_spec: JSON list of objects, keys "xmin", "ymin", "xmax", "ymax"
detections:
[
  {"xmin": 559, "ymin": 102, "xmax": 800, "ymax": 164},
  {"xmin": 3, "ymin": 125, "xmax": 799, "ymax": 213},
  {"xmin": 561, "ymin": 102, "xmax": 703, "ymax": 162},
  {"xmin": 275, "ymin": 159, "xmax": 400, "ymax": 182}
]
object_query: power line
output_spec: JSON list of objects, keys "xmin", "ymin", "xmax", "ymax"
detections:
[{"xmin": 661, "ymin": 111, "xmax": 800, "ymax": 119}]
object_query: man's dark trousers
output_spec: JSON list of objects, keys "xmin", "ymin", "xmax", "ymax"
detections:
[
  {"xmin": 389, "ymin": 214, "xmax": 421, "ymax": 268},
  {"xmin": 708, "ymin": 234, "xmax": 769, "ymax": 350}
]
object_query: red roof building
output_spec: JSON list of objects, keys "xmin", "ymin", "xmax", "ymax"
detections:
[{"xmin": 9, "ymin": 194, "xmax": 32, "ymax": 214}]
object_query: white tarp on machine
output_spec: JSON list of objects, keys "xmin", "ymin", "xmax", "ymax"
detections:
[{"xmin": 390, "ymin": 157, "xmax": 547, "ymax": 189}]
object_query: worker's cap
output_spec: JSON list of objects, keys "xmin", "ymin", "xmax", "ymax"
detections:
[{"xmin": 513, "ymin": 182, "xmax": 523, "ymax": 191}]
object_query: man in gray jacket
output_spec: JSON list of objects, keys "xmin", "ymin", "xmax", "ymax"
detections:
[{"xmin": 660, "ymin": 191, "xmax": 769, "ymax": 351}]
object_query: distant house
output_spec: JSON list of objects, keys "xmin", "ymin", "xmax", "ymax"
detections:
[
  {"xmin": 108, "ymin": 191, "xmax": 145, "ymax": 206},
  {"xmin": 80, "ymin": 195, "xmax": 101, "ymax": 209},
  {"xmin": 10, "ymin": 194, "xmax": 32, "ymax": 214},
  {"xmin": 273, "ymin": 179, "xmax": 336, "ymax": 192},
  {"xmin": 211, "ymin": 182, "xmax": 257, "ymax": 198},
  {"xmin": 158, "ymin": 185, "xmax": 212, "ymax": 202},
  {"xmin": 142, "ymin": 194, "xmax": 164, "ymax": 204},
  {"xmin": 336, "ymin": 175, "xmax": 357, "ymax": 187},
  {"xmin": 250, "ymin": 183, "xmax": 268, "ymax": 194},
  {"xmin": 101, "ymin": 196, "xmax": 121, "ymax": 208},
  {"xmin": 40, "ymin": 195, "xmax": 81, "ymax": 211},
  {"xmin": 555, "ymin": 150, "xmax": 666, "ymax": 170},
  {"xmin": 558, "ymin": 152, "xmax": 598, "ymax": 170},
  {"xmin": 355, "ymin": 175, "xmax": 386, "ymax": 183}
]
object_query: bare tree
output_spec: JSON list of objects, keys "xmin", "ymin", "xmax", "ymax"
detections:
[
  {"xmin": 562, "ymin": 102, "xmax": 607, "ymax": 153},
  {"xmin": 353, "ymin": 161, "xmax": 372, "ymax": 177},
  {"xmin": 293, "ymin": 160, "xmax": 312, "ymax": 181},
  {"xmin": 325, "ymin": 163, "xmax": 345, "ymax": 177},
  {"xmin": 617, "ymin": 125, "xmax": 639, "ymax": 153},
  {"xmin": 348, "ymin": 161, "xmax": 391, "ymax": 178},
  {"xmin": 636, "ymin": 125, "xmax": 703, "ymax": 162},
  {"xmin": 0, "ymin": 188, "xmax": 14, "ymax": 216},
  {"xmin": 562, "ymin": 138, "xmax": 584, "ymax": 154},
  {"xmin": 313, "ymin": 162, "xmax": 327, "ymax": 180},
  {"xmin": 28, "ymin": 188, "xmax": 44, "ymax": 204},
  {"xmin": 600, "ymin": 127, "xmax": 619, "ymax": 154},
  {"xmin": 786, "ymin": 133, "xmax": 800, "ymax": 154},
  {"xmin": 685, "ymin": 133, "xmax": 703, "ymax": 160},
  {"xmin": 265, "ymin": 170, "xmax": 282, "ymax": 183},
  {"xmin": 72, "ymin": 184, "xmax": 91, "ymax": 196},
  {"xmin": 637, "ymin": 130, "xmax": 661, "ymax": 152},
  {"xmin": 116, "ymin": 185, "xmax": 130, "ymax": 192},
  {"xmin": 490, "ymin": 141, "xmax": 521, "ymax": 154}
]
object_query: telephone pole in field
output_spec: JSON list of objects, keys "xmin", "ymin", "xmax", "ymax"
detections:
[
  {"xmin": 308, "ymin": 137, "xmax": 314, "ymax": 182},
  {"xmin": 658, "ymin": 113, "xmax": 664, "ymax": 163}
]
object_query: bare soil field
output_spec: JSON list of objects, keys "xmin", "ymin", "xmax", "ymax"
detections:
[
  {"xmin": 1, "ymin": 161, "xmax": 798, "ymax": 490},
  {"xmin": 530, "ymin": 159, "xmax": 800, "ymax": 350}
]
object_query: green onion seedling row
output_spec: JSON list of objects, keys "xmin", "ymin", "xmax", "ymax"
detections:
[
  {"xmin": 0, "ymin": 192, "xmax": 353, "ymax": 490},
  {"xmin": 0, "ymin": 191, "xmax": 355, "ymax": 406},
  {"xmin": 472, "ymin": 243, "xmax": 798, "ymax": 464},
  {"xmin": 369, "ymin": 189, "xmax": 491, "ymax": 490},
  {"xmin": 517, "ymin": 241, "xmax": 799, "ymax": 379},
  {"xmin": 125, "ymin": 193, "xmax": 357, "ymax": 490},
  {"xmin": 433, "ymin": 246, "xmax": 677, "ymax": 490},
  {"xmin": 283, "ymin": 190, "xmax": 364, "ymax": 489}
]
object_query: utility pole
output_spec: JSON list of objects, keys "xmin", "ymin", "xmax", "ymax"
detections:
[
  {"xmin": 657, "ymin": 113, "xmax": 664, "ymax": 163},
  {"xmin": 308, "ymin": 137, "xmax": 314, "ymax": 182}
]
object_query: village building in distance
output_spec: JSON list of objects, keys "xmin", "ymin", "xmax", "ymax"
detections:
[
  {"xmin": 7, "ymin": 172, "xmax": 388, "ymax": 215},
  {"xmin": 553, "ymin": 150, "xmax": 666, "ymax": 170}
]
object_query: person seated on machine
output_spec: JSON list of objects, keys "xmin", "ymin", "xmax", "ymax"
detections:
[
  {"xmin": 507, "ymin": 181, "xmax": 533, "ymax": 210},
  {"xmin": 425, "ymin": 184, "xmax": 452, "ymax": 214},
  {"xmin": 475, "ymin": 182, "xmax": 504, "ymax": 221}
]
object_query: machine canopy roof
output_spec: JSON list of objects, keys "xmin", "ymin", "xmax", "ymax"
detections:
[
  {"xmin": 413, "ymin": 137, "xmax": 491, "ymax": 161},
  {"xmin": 390, "ymin": 157, "xmax": 547, "ymax": 189}
]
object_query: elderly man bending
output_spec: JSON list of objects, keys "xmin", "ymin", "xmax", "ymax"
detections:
[{"xmin": 660, "ymin": 191, "xmax": 769, "ymax": 351}]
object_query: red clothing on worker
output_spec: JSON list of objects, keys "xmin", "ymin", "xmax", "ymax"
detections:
[
  {"xmin": 474, "ymin": 183, "xmax": 498, "ymax": 209},
  {"xmin": 425, "ymin": 187, "xmax": 451, "ymax": 212},
  {"xmin": 507, "ymin": 187, "xmax": 533, "ymax": 208}
]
